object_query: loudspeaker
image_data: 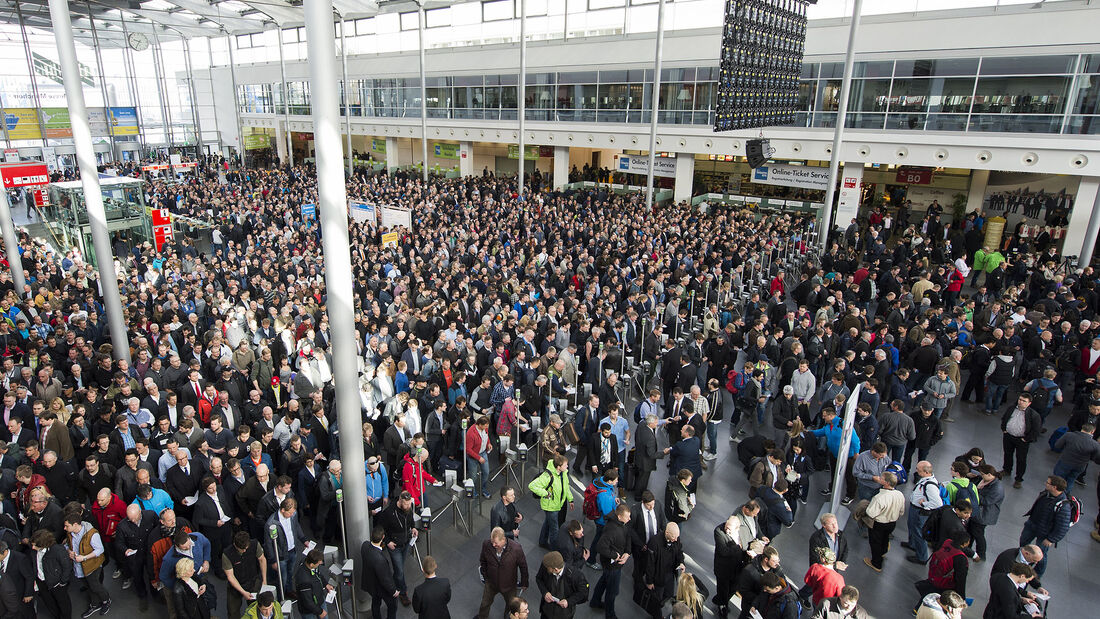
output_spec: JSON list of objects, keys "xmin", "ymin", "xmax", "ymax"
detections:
[{"xmin": 747, "ymin": 138, "xmax": 770, "ymax": 168}]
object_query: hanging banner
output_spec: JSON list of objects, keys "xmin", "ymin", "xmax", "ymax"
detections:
[
  {"xmin": 507, "ymin": 145, "xmax": 539, "ymax": 160},
  {"xmin": 40, "ymin": 108, "xmax": 72, "ymax": 138},
  {"xmin": 4, "ymin": 109, "xmax": 41, "ymax": 140},
  {"xmin": 40, "ymin": 147, "xmax": 58, "ymax": 173},
  {"xmin": 834, "ymin": 164, "xmax": 864, "ymax": 226},
  {"xmin": 243, "ymin": 134, "xmax": 270, "ymax": 150},
  {"xmin": 751, "ymin": 164, "xmax": 830, "ymax": 191},
  {"xmin": 433, "ymin": 143, "xmax": 460, "ymax": 159},
  {"xmin": 615, "ymin": 153, "xmax": 677, "ymax": 178},
  {"xmin": 349, "ymin": 200, "xmax": 377, "ymax": 224},
  {"xmin": 108, "ymin": 107, "xmax": 139, "ymax": 136},
  {"xmin": 370, "ymin": 138, "xmax": 387, "ymax": 153}
]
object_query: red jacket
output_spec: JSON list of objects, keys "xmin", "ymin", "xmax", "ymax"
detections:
[
  {"xmin": 947, "ymin": 269, "xmax": 965, "ymax": 293},
  {"xmin": 1081, "ymin": 347, "xmax": 1100, "ymax": 378},
  {"xmin": 400, "ymin": 453, "xmax": 438, "ymax": 506},
  {"xmin": 804, "ymin": 562, "xmax": 845, "ymax": 607},
  {"xmin": 466, "ymin": 425, "xmax": 491, "ymax": 461},
  {"xmin": 769, "ymin": 276, "xmax": 785, "ymax": 296},
  {"xmin": 90, "ymin": 494, "xmax": 128, "ymax": 541},
  {"xmin": 16, "ymin": 474, "xmax": 48, "ymax": 513}
]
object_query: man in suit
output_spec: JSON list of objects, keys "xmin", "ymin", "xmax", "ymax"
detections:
[
  {"xmin": 361, "ymin": 527, "xmax": 399, "ymax": 619},
  {"xmin": 411, "ymin": 555, "xmax": 451, "ymax": 619},
  {"xmin": 572, "ymin": 394, "xmax": 601, "ymax": 475},
  {"xmin": 193, "ymin": 475, "xmax": 235, "ymax": 579},
  {"xmin": 2, "ymin": 417, "xmax": 34, "ymax": 449},
  {"xmin": 990, "ymin": 545, "xmax": 1049, "ymax": 597},
  {"xmin": 178, "ymin": 369, "xmax": 207, "ymax": 412},
  {"xmin": 535, "ymin": 551, "xmax": 588, "ymax": 619},
  {"xmin": 664, "ymin": 388, "xmax": 691, "ymax": 443},
  {"xmin": 633, "ymin": 414, "xmax": 660, "ymax": 501},
  {"xmin": 38, "ymin": 412, "xmax": 74, "ymax": 462},
  {"xmin": 0, "ymin": 392, "xmax": 31, "ymax": 429},
  {"xmin": 628, "ymin": 490, "xmax": 666, "ymax": 598},
  {"xmin": 0, "ymin": 540, "xmax": 34, "ymax": 618},
  {"xmin": 586, "ymin": 422, "xmax": 621, "ymax": 478},
  {"xmin": 165, "ymin": 451, "xmax": 204, "ymax": 519},
  {"xmin": 263, "ymin": 497, "xmax": 309, "ymax": 600}
]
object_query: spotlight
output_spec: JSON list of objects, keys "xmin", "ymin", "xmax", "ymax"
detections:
[
  {"xmin": 714, "ymin": 0, "xmax": 811, "ymax": 132},
  {"xmin": 746, "ymin": 138, "xmax": 774, "ymax": 168}
]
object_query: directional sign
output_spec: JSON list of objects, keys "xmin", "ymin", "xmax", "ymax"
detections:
[{"xmin": 1, "ymin": 162, "xmax": 49, "ymax": 188}]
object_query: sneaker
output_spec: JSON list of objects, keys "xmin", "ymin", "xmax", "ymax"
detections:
[
  {"xmin": 112, "ymin": 569, "xmax": 121, "ymax": 579},
  {"xmin": 481, "ymin": 491, "xmax": 491, "ymax": 499},
  {"xmin": 819, "ymin": 488, "xmax": 832, "ymax": 496},
  {"xmin": 99, "ymin": 599, "xmax": 112, "ymax": 615},
  {"xmin": 841, "ymin": 497, "xmax": 853, "ymax": 506},
  {"xmin": 121, "ymin": 579, "xmax": 132, "ymax": 590},
  {"xmin": 703, "ymin": 453, "xmax": 718, "ymax": 461},
  {"xmin": 862, "ymin": 557, "xmax": 881, "ymax": 573},
  {"xmin": 798, "ymin": 497, "xmax": 807, "ymax": 505},
  {"xmin": 81, "ymin": 606, "xmax": 101, "ymax": 619}
]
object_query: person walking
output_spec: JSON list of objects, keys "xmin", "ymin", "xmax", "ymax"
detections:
[
  {"xmin": 856, "ymin": 472, "xmax": 905, "ymax": 572},
  {"xmin": 903, "ymin": 461, "xmax": 945, "ymax": 565},
  {"xmin": 360, "ymin": 528, "xmax": 398, "ymax": 619},
  {"xmin": 972, "ymin": 465, "xmax": 1005, "ymax": 562},
  {"xmin": 1019, "ymin": 475, "xmax": 1076, "ymax": 577},
  {"xmin": 535, "ymin": 551, "xmax": 589, "ymax": 619},
  {"xmin": 64, "ymin": 514, "xmax": 112, "ymax": 618},
  {"xmin": 589, "ymin": 505, "xmax": 632, "ymax": 619},
  {"xmin": 1052, "ymin": 423, "xmax": 1100, "ymax": 497},
  {"xmin": 411, "ymin": 555, "xmax": 452, "ymax": 619},
  {"xmin": 529, "ymin": 455, "xmax": 574, "ymax": 550},
  {"xmin": 477, "ymin": 527, "xmax": 529, "ymax": 619},
  {"xmin": 912, "ymin": 535, "xmax": 971, "ymax": 614},
  {"xmin": 1000, "ymin": 392, "xmax": 1042, "ymax": 489}
]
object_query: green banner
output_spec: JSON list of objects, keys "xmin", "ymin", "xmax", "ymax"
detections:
[
  {"xmin": 40, "ymin": 108, "xmax": 71, "ymax": 138},
  {"xmin": 243, "ymin": 134, "xmax": 270, "ymax": 150},
  {"xmin": 371, "ymin": 138, "xmax": 387, "ymax": 153},
  {"xmin": 508, "ymin": 144, "xmax": 539, "ymax": 160},
  {"xmin": 433, "ymin": 142, "xmax": 459, "ymax": 159}
]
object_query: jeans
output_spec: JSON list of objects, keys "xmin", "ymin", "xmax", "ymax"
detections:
[
  {"xmin": 387, "ymin": 545, "xmax": 409, "ymax": 594},
  {"xmin": 1018, "ymin": 522, "xmax": 1049, "ymax": 577},
  {"xmin": 539, "ymin": 509, "xmax": 559, "ymax": 547},
  {"xmin": 986, "ymin": 383, "xmax": 1009, "ymax": 413},
  {"xmin": 590, "ymin": 565, "xmax": 623, "ymax": 618},
  {"xmin": 706, "ymin": 422, "xmax": 719, "ymax": 455},
  {"xmin": 467, "ymin": 455, "xmax": 491, "ymax": 496},
  {"xmin": 277, "ymin": 549, "xmax": 298, "ymax": 599},
  {"xmin": 1053, "ymin": 463, "xmax": 1084, "ymax": 497},
  {"xmin": 887, "ymin": 443, "xmax": 906, "ymax": 465},
  {"xmin": 907, "ymin": 507, "xmax": 931, "ymax": 562}
]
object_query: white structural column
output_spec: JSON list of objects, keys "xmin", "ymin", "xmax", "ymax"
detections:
[
  {"xmin": 459, "ymin": 141, "xmax": 474, "ymax": 177},
  {"xmin": 339, "ymin": 15, "xmax": 353, "ymax": 176},
  {"xmin": 386, "ymin": 136, "xmax": 399, "ymax": 171},
  {"xmin": 1067, "ymin": 177, "xmax": 1100, "ymax": 265},
  {"xmin": 553, "ymin": 146, "xmax": 569, "ymax": 189},
  {"xmin": 674, "ymin": 153, "xmax": 694, "ymax": 204},
  {"xmin": 226, "ymin": 35, "xmax": 244, "ymax": 158},
  {"xmin": 966, "ymin": 169, "xmax": 990, "ymax": 213},
  {"xmin": 0, "ymin": 191, "xmax": 25, "ymax": 291},
  {"xmin": 820, "ymin": 0, "xmax": 863, "ymax": 249},
  {"xmin": 303, "ymin": 0, "xmax": 369, "ymax": 553},
  {"xmin": 644, "ymin": 0, "xmax": 667, "ymax": 208},
  {"xmin": 517, "ymin": 0, "xmax": 528, "ymax": 197},
  {"xmin": 47, "ymin": 0, "xmax": 130, "ymax": 364},
  {"xmin": 275, "ymin": 123, "xmax": 288, "ymax": 163},
  {"xmin": 277, "ymin": 27, "xmax": 293, "ymax": 166},
  {"xmin": 417, "ymin": 3, "xmax": 429, "ymax": 181}
]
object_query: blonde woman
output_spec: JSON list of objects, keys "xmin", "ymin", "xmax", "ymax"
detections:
[
  {"xmin": 373, "ymin": 359, "xmax": 396, "ymax": 407},
  {"xmin": 673, "ymin": 572, "xmax": 705, "ymax": 618},
  {"xmin": 49, "ymin": 397, "xmax": 72, "ymax": 425},
  {"xmin": 171, "ymin": 558, "xmax": 210, "ymax": 619}
]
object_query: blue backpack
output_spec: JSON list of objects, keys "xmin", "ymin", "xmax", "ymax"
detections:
[
  {"xmin": 887, "ymin": 460, "xmax": 908, "ymax": 485},
  {"xmin": 1048, "ymin": 426, "xmax": 1069, "ymax": 453}
]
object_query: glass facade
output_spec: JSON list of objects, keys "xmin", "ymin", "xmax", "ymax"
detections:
[{"xmin": 240, "ymin": 53, "xmax": 1100, "ymax": 136}]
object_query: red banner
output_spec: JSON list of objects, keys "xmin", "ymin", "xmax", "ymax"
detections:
[
  {"xmin": 1, "ymin": 162, "xmax": 49, "ymax": 188},
  {"xmin": 896, "ymin": 167, "xmax": 934, "ymax": 185}
]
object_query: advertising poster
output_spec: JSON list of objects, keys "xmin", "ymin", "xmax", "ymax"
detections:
[
  {"xmin": 40, "ymin": 108, "xmax": 72, "ymax": 138},
  {"xmin": 243, "ymin": 134, "xmax": 270, "ymax": 150},
  {"xmin": 4, "ymin": 109, "xmax": 41, "ymax": 140},
  {"xmin": 108, "ymin": 107, "xmax": 139, "ymax": 136},
  {"xmin": 433, "ymin": 143, "xmax": 460, "ymax": 159},
  {"xmin": 371, "ymin": 138, "xmax": 387, "ymax": 153},
  {"xmin": 348, "ymin": 200, "xmax": 377, "ymax": 224},
  {"xmin": 507, "ymin": 144, "xmax": 539, "ymax": 160},
  {"xmin": 981, "ymin": 171, "xmax": 1079, "ymax": 231}
]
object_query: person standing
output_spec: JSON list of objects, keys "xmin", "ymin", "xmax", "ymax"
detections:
[
  {"xmin": 535, "ymin": 551, "xmax": 589, "ymax": 619},
  {"xmin": 912, "ymin": 536, "xmax": 971, "ymax": 614},
  {"xmin": 411, "ymin": 555, "xmax": 451, "ymax": 619},
  {"xmin": 477, "ymin": 527, "xmax": 529, "ymax": 619},
  {"xmin": 802, "ymin": 548, "xmax": 844, "ymax": 608},
  {"xmin": 589, "ymin": 505, "xmax": 632, "ymax": 619},
  {"xmin": 713, "ymin": 513, "xmax": 749, "ymax": 617},
  {"xmin": 1019, "ymin": 475, "xmax": 1075, "ymax": 577},
  {"xmin": 359, "ymin": 528, "xmax": 398, "ymax": 619},
  {"xmin": 1000, "ymin": 392, "xmax": 1042, "ymax": 489},
  {"xmin": 856, "ymin": 472, "xmax": 905, "ymax": 573},
  {"xmin": 984, "ymin": 563, "xmax": 1042, "ymax": 619},
  {"xmin": 379, "ymin": 491, "xmax": 418, "ymax": 607},
  {"xmin": 31, "ymin": 529, "xmax": 74, "ymax": 619},
  {"xmin": 491, "ymin": 486, "xmax": 524, "ymax": 540},
  {"xmin": 63, "ymin": 514, "xmax": 112, "ymax": 618},
  {"xmin": 222, "ymin": 530, "xmax": 268, "ymax": 619},
  {"xmin": 641, "ymin": 522, "xmax": 685, "ymax": 604},
  {"xmin": 294, "ymin": 549, "xmax": 334, "ymax": 619},
  {"xmin": 0, "ymin": 540, "xmax": 33, "ymax": 618},
  {"xmin": 634, "ymin": 415, "xmax": 660, "ymax": 502},
  {"xmin": 529, "ymin": 455, "xmax": 574, "ymax": 550},
  {"xmin": 972, "ymin": 465, "xmax": 1005, "ymax": 562},
  {"xmin": 1052, "ymin": 423, "xmax": 1100, "ymax": 497}
]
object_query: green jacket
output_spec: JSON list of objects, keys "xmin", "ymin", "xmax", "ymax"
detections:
[
  {"xmin": 241, "ymin": 600, "xmax": 286, "ymax": 619},
  {"xmin": 972, "ymin": 248, "xmax": 989, "ymax": 273},
  {"xmin": 982, "ymin": 250, "xmax": 1005, "ymax": 273},
  {"xmin": 529, "ymin": 460, "xmax": 574, "ymax": 512}
]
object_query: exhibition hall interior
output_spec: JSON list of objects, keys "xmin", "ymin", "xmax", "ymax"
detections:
[{"xmin": 0, "ymin": 1, "xmax": 1099, "ymax": 619}]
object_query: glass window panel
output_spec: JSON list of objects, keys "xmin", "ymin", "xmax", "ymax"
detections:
[
  {"xmin": 979, "ymin": 55, "xmax": 1075, "ymax": 75},
  {"xmin": 558, "ymin": 71, "xmax": 598, "ymax": 83},
  {"xmin": 885, "ymin": 114, "xmax": 927, "ymax": 130},
  {"xmin": 798, "ymin": 81, "xmax": 815, "ymax": 111},
  {"xmin": 972, "ymin": 76, "xmax": 1070, "ymax": 115},
  {"xmin": 850, "ymin": 79, "xmax": 891, "ymax": 112},
  {"xmin": 660, "ymin": 68, "xmax": 693, "ymax": 82},
  {"xmin": 580, "ymin": 85, "xmax": 598, "ymax": 109},
  {"xmin": 853, "ymin": 61, "xmax": 893, "ymax": 78},
  {"xmin": 482, "ymin": 0, "xmax": 513, "ymax": 21},
  {"xmin": 454, "ymin": 75, "xmax": 482, "ymax": 87},
  {"xmin": 556, "ymin": 85, "xmax": 577, "ymax": 109},
  {"xmin": 801, "ymin": 63, "xmax": 817, "ymax": 79},
  {"xmin": 598, "ymin": 84, "xmax": 629, "ymax": 110},
  {"xmin": 894, "ymin": 58, "xmax": 980, "ymax": 77},
  {"xmin": 924, "ymin": 114, "xmax": 970, "ymax": 132},
  {"xmin": 1083, "ymin": 54, "xmax": 1100, "ymax": 74},
  {"xmin": 426, "ymin": 8, "xmax": 450, "ymax": 27},
  {"xmin": 818, "ymin": 63, "xmax": 844, "ymax": 79},
  {"xmin": 1065, "ymin": 116, "xmax": 1100, "ymax": 135},
  {"xmin": 588, "ymin": 0, "xmax": 626, "ymax": 8},
  {"xmin": 501, "ymin": 86, "xmax": 517, "ymax": 108},
  {"xmin": 694, "ymin": 83, "xmax": 714, "ymax": 111},
  {"xmin": 968, "ymin": 114, "xmax": 1062, "ymax": 133},
  {"xmin": 600, "ymin": 70, "xmax": 628, "ymax": 82},
  {"xmin": 499, "ymin": 74, "xmax": 518, "ymax": 86},
  {"xmin": 1074, "ymin": 74, "xmax": 1100, "ymax": 115}
]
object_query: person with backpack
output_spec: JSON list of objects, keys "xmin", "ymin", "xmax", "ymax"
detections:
[
  {"xmin": 915, "ymin": 500, "xmax": 973, "ymax": 566},
  {"xmin": 1000, "ymin": 392, "xmax": 1042, "ymax": 489},
  {"xmin": 1020, "ymin": 475, "xmax": 1078, "ymax": 577},
  {"xmin": 749, "ymin": 571, "xmax": 802, "ymax": 619},
  {"xmin": 944, "ymin": 461, "xmax": 980, "ymax": 510},
  {"xmin": 912, "ymin": 535, "xmax": 971, "ymax": 615},
  {"xmin": 529, "ymin": 455, "xmax": 575, "ymax": 551},
  {"xmin": 1052, "ymin": 422, "xmax": 1100, "ymax": 497},
  {"xmin": 584, "ymin": 469, "xmax": 621, "ymax": 570},
  {"xmin": 1023, "ymin": 367, "xmax": 1062, "ymax": 427},
  {"xmin": 984, "ymin": 346, "xmax": 1017, "ymax": 416},
  {"xmin": 903, "ymin": 461, "xmax": 946, "ymax": 565}
]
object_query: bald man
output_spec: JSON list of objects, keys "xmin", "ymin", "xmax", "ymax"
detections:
[{"xmin": 116, "ymin": 504, "xmax": 159, "ymax": 610}]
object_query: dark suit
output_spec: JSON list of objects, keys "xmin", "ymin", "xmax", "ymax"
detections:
[
  {"xmin": 0, "ymin": 550, "xmax": 34, "ymax": 618},
  {"xmin": 633, "ymin": 423, "xmax": 659, "ymax": 500},
  {"xmin": 572, "ymin": 405, "xmax": 601, "ymax": 473},
  {"xmin": 192, "ymin": 488, "xmax": 235, "ymax": 576},
  {"xmin": 411, "ymin": 576, "xmax": 452, "ymax": 619},
  {"xmin": 585, "ymin": 433, "xmax": 621, "ymax": 476},
  {"xmin": 165, "ymin": 463, "xmax": 203, "ymax": 517},
  {"xmin": 360, "ymin": 542, "xmax": 398, "ymax": 619},
  {"xmin": 535, "ymin": 564, "xmax": 589, "ymax": 619},
  {"xmin": 984, "ymin": 572, "xmax": 1029, "ymax": 619}
]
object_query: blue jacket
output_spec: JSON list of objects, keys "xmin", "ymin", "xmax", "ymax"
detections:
[
  {"xmin": 1024, "ymin": 490, "xmax": 1074, "ymax": 544},
  {"xmin": 593, "ymin": 478, "xmax": 618, "ymax": 525},
  {"xmin": 133, "ymin": 487, "xmax": 173, "ymax": 515},
  {"xmin": 668, "ymin": 436, "xmax": 703, "ymax": 477},
  {"xmin": 159, "ymin": 532, "xmax": 212, "ymax": 590},
  {"xmin": 812, "ymin": 418, "xmax": 861, "ymax": 459},
  {"xmin": 365, "ymin": 463, "xmax": 389, "ymax": 502}
]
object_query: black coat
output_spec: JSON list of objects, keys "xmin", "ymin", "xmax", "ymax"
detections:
[
  {"xmin": 807, "ymin": 527, "xmax": 849, "ymax": 566},
  {"xmin": 634, "ymin": 424, "xmax": 658, "ymax": 474},
  {"xmin": 535, "ymin": 565, "xmax": 589, "ymax": 619},
  {"xmin": 411, "ymin": 576, "xmax": 452, "ymax": 619},
  {"xmin": 554, "ymin": 524, "xmax": 588, "ymax": 572},
  {"xmin": 171, "ymin": 579, "xmax": 211, "ymax": 619},
  {"xmin": 293, "ymin": 562, "xmax": 329, "ymax": 616},
  {"xmin": 628, "ymin": 503, "xmax": 668, "ymax": 554},
  {"xmin": 34, "ymin": 544, "xmax": 73, "ymax": 589},
  {"xmin": 360, "ymin": 542, "xmax": 396, "ymax": 596},
  {"xmin": 0, "ymin": 550, "xmax": 34, "ymax": 618},
  {"xmin": 983, "ymin": 572, "xmax": 1029, "ymax": 619},
  {"xmin": 713, "ymin": 523, "xmax": 749, "ymax": 575},
  {"xmin": 586, "ymin": 433, "xmax": 621, "ymax": 473}
]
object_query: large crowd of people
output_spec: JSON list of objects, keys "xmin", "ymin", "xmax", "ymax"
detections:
[{"xmin": 0, "ymin": 156, "xmax": 1097, "ymax": 619}]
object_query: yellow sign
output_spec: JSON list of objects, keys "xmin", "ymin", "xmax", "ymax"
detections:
[
  {"xmin": 4, "ymin": 109, "xmax": 41, "ymax": 140},
  {"xmin": 381, "ymin": 232, "xmax": 399, "ymax": 247}
]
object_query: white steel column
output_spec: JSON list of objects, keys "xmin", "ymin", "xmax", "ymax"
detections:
[
  {"xmin": 48, "ymin": 0, "xmax": 130, "ymax": 364},
  {"xmin": 277, "ymin": 28, "xmax": 293, "ymax": 166},
  {"xmin": 518, "ymin": 0, "xmax": 528, "ymax": 197},
  {"xmin": 553, "ymin": 146, "xmax": 569, "ymax": 189},
  {"xmin": 1069, "ymin": 177, "xmax": 1100, "ymax": 266},
  {"xmin": 966, "ymin": 169, "xmax": 990, "ymax": 213},
  {"xmin": 15, "ymin": 2, "xmax": 49, "ymax": 147},
  {"xmin": 417, "ymin": 3, "xmax": 429, "ymax": 181},
  {"xmin": 820, "ymin": 0, "xmax": 864, "ymax": 249},
  {"xmin": 644, "ymin": 0, "xmax": 666, "ymax": 208},
  {"xmin": 303, "ymin": 0, "xmax": 369, "ymax": 552},
  {"xmin": 226, "ymin": 35, "xmax": 244, "ymax": 160},
  {"xmin": 459, "ymin": 141, "xmax": 474, "ymax": 177},
  {"xmin": 339, "ymin": 15, "xmax": 353, "ymax": 176},
  {"xmin": 0, "ymin": 191, "xmax": 26, "ymax": 292},
  {"xmin": 673, "ymin": 152, "xmax": 694, "ymax": 203}
]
